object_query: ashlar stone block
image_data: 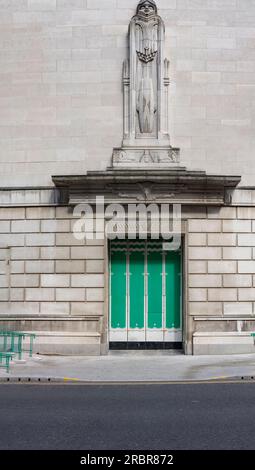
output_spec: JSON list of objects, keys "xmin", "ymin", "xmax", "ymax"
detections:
[
  {"xmin": 71, "ymin": 274, "xmax": 104, "ymax": 288},
  {"xmin": 26, "ymin": 288, "xmax": 55, "ymax": 302},
  {"xmin": 56, "ymin": 288, "xmax": 86, "ymax": 302},
  {"xmin": 11, "ymin": 274, "xmax": 39, "ymax": 288},
  {"xmin": 223, "ymin": 247, "xmax": 252, "ymax": 260},
  {"xmin": 39, "ymin": 302, "xmax": 70, "ymax": 315},
  {"xmin": 238, "ymin": 288, "xmax": 255, "ymax": 301},
  {"xmin": 239, "ymin": 261, "xmax": 255, "ymax": 273},
  {"xmin": 223, "ymin": 220, "xmax": 252, "ymax": 233},
  {"xmin": 208, "ymin": 261, "xmax": 236, "ymax": 274},
  {"xmin": 224, "ymin": 302, "xmax": 253, "ymax": 316},
  {"xmin": 86, "ymin": 288, "xmax": 104, "ymax": 302},
  {"xmin": 189, "ymin": 302, "xmax": 222, "ymax": 316},
  {"xmin": 26, "ymin": 207, "xmax": 55, "ymax": 219},
  {"xmin": 71, "ymin": 302, "xmax": 104, "ymax": 316},
  {"xmin": 0, "ymin": 221, "xmax": 10, "ymax": 233},
  {"xmin": 188, "ymin": 219, "xmax": 221, "ymax": 233},
  {"xmin": 11, "ymin": 220, "xmax": 40, "ymax": 233},
  {"xmin": 188, "ymin": 261, "xmax": 207, "ymax": 274},
  {"xmin": 56, "ymin": 260, "xmax": 85, "ymax": 273},
  {"xmin": 189, "ymin": 247, "xmax": 221, "ymax": 260},
  {"xmin": 208, "ymin": 288, "xmax": 237, "ymax": 301},
  {"xmin": 41, "ymin": 247, "xmax": 70, "ymax": 260},
  {"xmin": 188, "ymin": 233, "xmax": 207, "ymax": 246},
  {"xmin": 238, "ymin": 234, "xmax": 255, "ymax": 246},
  {"xmin": 189, "ymin": 274, "xmax": 222, "ymax": 287},
  {"xmin": 71, "ymin": 246, "xmax": 104, "ymax": 260},
  {"xmin": 25, "ymin": 260, "xmax": 55, "ymax": 273},
  {"xmin": 0, "ymin": 208, "xmax": 25, "ymax": 220},
  {"xmin": 208, "ymin": 233, "xmax": 237, "ymax": 246},
  {"xmin": 26, "ymin": 234, "xmax": 55, "ymax": 246},
  {"xmin": 189, "ymin": 288, "xmax": 207, "ymax": 301},
  {"xmin": 41, "ymin": 219, "xmax": 70, "ymax": 233},
  {"xmin": 223, "ymin": 274, "xmax": 252, "ymax": 288},
  {"xmin": 41, "ymin": 274, "xmax": 70, "ymax": 288},
  {"xmin": 11, "ymin": 247, "xmax": 40, "ymax": 260},
  {"xmin": 86, "ymin": 260, "xmax": 105, "ymax": 274}
]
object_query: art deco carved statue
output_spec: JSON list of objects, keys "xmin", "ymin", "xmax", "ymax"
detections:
[
  {"xmin": 135, "ymin": 1, "xmax": 158, "ymax": 134},
  {"xmin": 113, "ymin": 0, "xmax": 180, "ymax": 168}
]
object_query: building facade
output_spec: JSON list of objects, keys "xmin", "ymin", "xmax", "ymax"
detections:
[{"xmin": 1, "ymin": 0, "xmax": 255, "ymax": 355}]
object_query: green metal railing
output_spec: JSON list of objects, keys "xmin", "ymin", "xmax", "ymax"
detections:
[
  {"xmin": 20, "ymin": 333, "xmax": 36, "ymax": 358},
  {"xmin": 0, "ymin": 331, "xmax": 36, "ymax": 373},
  {"xmin": 0, "ymin": 352, "xmax": 16, "ymax": 373},
  {"xmin": 0, "ymin": 332, "xmax": 24, "ymax": 360}
]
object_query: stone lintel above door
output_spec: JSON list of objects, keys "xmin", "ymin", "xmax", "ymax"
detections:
[{"xmin": 52, "ymin": 168, "xmax": 241, "ymax": 206}]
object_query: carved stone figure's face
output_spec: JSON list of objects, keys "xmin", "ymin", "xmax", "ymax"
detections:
[{"xmin": 138, "ymin": 1, "xmax": 156, "ymax": 18}]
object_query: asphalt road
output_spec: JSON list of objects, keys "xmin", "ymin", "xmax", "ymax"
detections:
[{"xmin": 0, "ymin": 383, "xmax": 254, "ymax": 450}]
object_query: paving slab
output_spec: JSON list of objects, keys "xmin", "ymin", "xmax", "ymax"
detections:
[{"xmin": 1, "ymin": 353, "xmax": 255, "ymax": 382}]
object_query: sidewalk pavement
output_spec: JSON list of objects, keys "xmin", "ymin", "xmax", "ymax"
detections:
[{"xmin": 1, "ymin": 352, "xmax": 255, "ymax": 382}]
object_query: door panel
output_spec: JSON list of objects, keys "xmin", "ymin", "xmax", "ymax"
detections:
[
  {"xmin": 165, "ymin": 250, "xmax": 181, "ymax": 330},
  {"xmin": 129, "ymin": 251, "xmax": 145, "ymax": 329},
  {"xmin": 110, "ymin": 249, "xmax": 127, "ymax": 341},
  {"xmin": 147, "ymin": 251, "xmax": 163, "ymax": 329}
]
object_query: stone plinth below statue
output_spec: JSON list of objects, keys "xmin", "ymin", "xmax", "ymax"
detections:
[{"xmin": 112, "ymin": 147, "xmax": 180, "ymax": 169}]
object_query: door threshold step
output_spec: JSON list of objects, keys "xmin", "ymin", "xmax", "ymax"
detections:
[
  {"xmin": 109, "ymin": 341, "xmax": 183, "ymax": 350},
  {"xmin": 108, "ymin": 350, "xmax": 184, "ymax": 356}
]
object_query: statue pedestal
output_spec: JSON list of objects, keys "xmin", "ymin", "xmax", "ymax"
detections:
[{"xmin": 112, "ymin": 146, "xmax": 180, "ymax": 169}]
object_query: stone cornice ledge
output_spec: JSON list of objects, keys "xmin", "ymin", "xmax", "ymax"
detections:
[{"xmin": 52, "ymin": 168, "xmax": 241, "ymax": 206}]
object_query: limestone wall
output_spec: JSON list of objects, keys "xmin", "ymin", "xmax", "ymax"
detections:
[
  {"xmin": 0, "ymin": 190, "xmax": 253, "ymax": 350},
  {"xmin": 0, "ymin": 1, "xmax": 255, "ymax": 185},
  {"xmin": 1, "ymin": 188, "xmax": 255, "ymax": 354},
  {"xmin": 0, "ymin": 204, "xmax": 105, "ymax": 318},
  {"xmin": 188, "ymin": 206, "xmax": 255, "ymax": 317}
]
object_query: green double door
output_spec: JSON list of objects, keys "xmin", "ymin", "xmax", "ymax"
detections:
[{"xmin": 109, "ymin": 240, "xmax": 182, "ymax": 345}]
